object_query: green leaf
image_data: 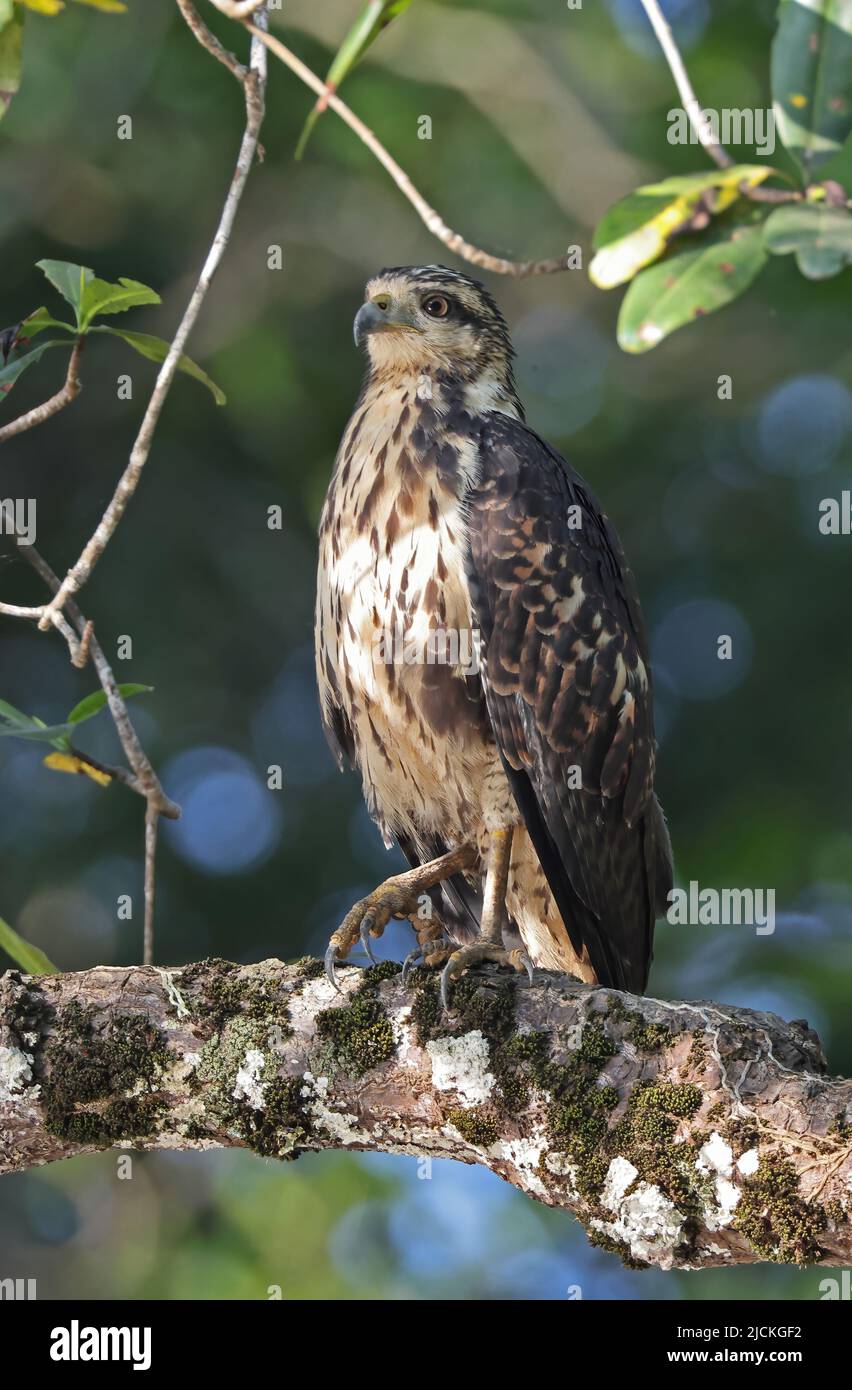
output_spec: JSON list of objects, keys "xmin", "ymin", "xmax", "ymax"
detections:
[
  {"xmin": 0, "ymin": 914, "xmax": 58, "ymax": 975},
  {"xmin": 0, "ymin": 712, "xmax": 74, "ymax": 744},
  {"xmin": 0, "ymin": 684, "xmax": 152, "ymax": 749},
  {"xmin": 0, "ymin": 339, "xmax": 69, "ymax": 405},
  {"xmin": 17, "ymin": 306, "xmax": 76, "ymax": 340},
  {"xmin": 78, "ymin": 275, "xmax": 160, "ymax": 332},
  {"xmin": 91, "ymin": 325, "xmax": 226, "ymax": 404},
  {"xmin": 590, "ymin": 167, "xmax": 778, "ymax": 289},
  {"xmin": 0, "ymin": 4, "xmax": 23, "ymax": 122},
  {"xmin": 36, "ymin": 259, "xmax": 93, "ymax": 324},
  {"xmin": 617, "ymin": 214, "xmax": 768, "ymax": 353},
  {"xmin": 0, "ymin": 696, "xmax": 36, "ymax": 729},
  {"xmin": 771, "ymin": 0, "xmax": 852, "ymax": 178},
  {"xmin": 764, "ymin": 201, "xmax": 852, "ymax": 276},
  {"xmin": 295, "ymin": 0, "xmax": 414, "ymax": 159},
  {"xmin": 66, "ymin": 683, "xmax": 152, "ymax": 725}
]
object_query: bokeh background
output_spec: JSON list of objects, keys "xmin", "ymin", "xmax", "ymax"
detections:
[{"xmin": 1, "ymin": 0, "xmax": 851, "ymax": 1300}]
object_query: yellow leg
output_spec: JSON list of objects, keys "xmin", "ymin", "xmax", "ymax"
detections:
[{"xmin": 440, "ymin": 828, "xmax": 532, "ymax": 1007}]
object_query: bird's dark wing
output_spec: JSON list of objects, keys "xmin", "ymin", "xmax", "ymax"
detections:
[{"xmin": 465, "ymin": 412, "xmax": 672, "ymax": 992}]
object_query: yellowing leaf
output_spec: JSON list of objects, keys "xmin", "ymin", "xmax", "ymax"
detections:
[
  {"xmin": 590, "ymin": 200, "xmax": 694, "ymax": 290},
  {"xmin": 590, "ymin": 166, "xmax": 778, "ymax": 290},
  {"xmin": 43, "ymin": 751, "xmax": 112, "ymax": 786},
  {"xmin": 17, "ymin": 0, "xmax": 65, "ymax": 13},
  {"xmin": 71, "ymin": 0, "xmax": 127, "ymax": 11}
]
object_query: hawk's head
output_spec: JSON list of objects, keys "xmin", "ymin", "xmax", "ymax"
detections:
[{"xmin": 354, "ymin": 265, "xmax": 517, "ymax": 397}]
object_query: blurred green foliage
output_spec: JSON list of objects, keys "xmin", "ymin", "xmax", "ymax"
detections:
[{"xmin": 0, "ymin": 0, "xmax": 851, "ymax": 1300}]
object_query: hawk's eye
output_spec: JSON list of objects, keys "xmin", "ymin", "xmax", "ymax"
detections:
[{"xmin": 422, "ymin": 295, "xmax": 451, "ymax": 319}]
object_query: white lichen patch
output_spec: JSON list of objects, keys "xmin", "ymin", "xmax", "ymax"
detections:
[
  {"xmin": 425, "ymin": 1031, "xmax": 494, "ymax": 1105},
  {"xmin": 489, "ymin": 1132, "xmax": 549, "ymax": 1197},
  {"xmin": 0, "ymin": 1045, "xmax": 34, "ymax": 1101},
  {"xmin": 736, "ymin": 1147, "xmax": 759, "ymax": 1177},
  {"xmin": 391, "ymin": 1004, "xmax": 419, "ymax": 1069},
  {"xmin": 295, "ymin": 976, "xmax": 349, "ymax": 1023},
  {"xmin": 300, "ymin": 1070, "xmax": 369, "ymax": 1146},
  {"xmin": 696, "ymin": 1131, "xmax": 733, "ymax": 1177},
  {"xmin": 695, "ymin": 1131, "xmax": 741, "ymax": 1231},
  {"xmin": 593, "ymin": 1181, "xmax": 685, "ymax": 1269},
  {"xmin": 233, "ymin": 1048, "xmax": 267, "ymax": 1110},
  {"xmin": 709, "ymin": 1177, "xmax": 741, "ymax": 1230},
  {"xmin": 545, "ymin": 1150, "xmax": 577, "ymax": 1178},
  {"xmin": 601, "ymin": 1156, "xmax": 639, "ymax": 1212}
]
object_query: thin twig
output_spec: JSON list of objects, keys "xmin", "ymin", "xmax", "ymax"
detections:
[
  {"xmin": 177, "ymin": 0, "xmax": 246, "ymax": 81},
  {"xmin": 66, "ymin": 745, "xmax": 145, "ymax": 796},
  {"xmin": 14, "ymin": 539, "xmax": 180, "ymax": 820},
  {"xmin": 639, "ymin": 0, "xmax": 733, "ymax": 169},
  {"xmin": 0, "ymin": 338, "xmax": 85, "ymax": 445},
  {"xmin": 638, "ymin": 0, "xmax": 802, "ymax": 205},
  {"xmin": 245, "ymin": 23, "xmax": 577, "ymax": 279},
  {"xmin": 0, "ymin": 4, "xmax": 269, "ymax": 968},
  {"xmin": 72, "ymin": 618, "xmax": 94, "ymax": 671},
  {"xmin": 23, "ymin": 7, "xmax": 268, "ymax": 636},
  {"xmin": 144, "ymin": 804, "xmax": 158, "ymax": 967}
]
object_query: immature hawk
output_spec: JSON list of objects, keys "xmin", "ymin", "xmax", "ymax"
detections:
[{"xmin": 316, "ymin": 266, "xmax": 672, "ymax": 1001}]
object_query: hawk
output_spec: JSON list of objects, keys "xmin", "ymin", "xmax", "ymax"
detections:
[{"xmin": 315, "ymin": 266, "xmax": 672, "ymax": 1002}]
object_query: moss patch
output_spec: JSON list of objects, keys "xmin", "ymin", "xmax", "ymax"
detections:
[
  {"xmin": 41, "ymin": 999, "xmax": 172, "ymax": 1145},
  {"xmin": 179, "ymin": 958, "xmax": 293, "ymax": 1037},
  {"xmin": 630, "ymin": 1022, "xmax": 673, "ymax": 1052},
  {"xmin": 733, "ymin": 1156, "xmax": 827, "ymax": 1264},
  {"xmin": 447, "ymin": 1106, "xmax": 499, "ymax": 1147},
  {"xmin": 315, "ymin": 961, "xmax": 399, "ymax": 1078}
]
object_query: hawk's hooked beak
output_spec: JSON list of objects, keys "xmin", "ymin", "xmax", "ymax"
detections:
[{"xmin": 353, "ymin": 299, "xmax": 421, "ymax": 347}]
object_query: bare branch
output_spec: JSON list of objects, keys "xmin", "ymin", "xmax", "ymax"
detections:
[
  {"xmin": 27, "ymin": 7, "xmax": 268, "ymax": 637},
  {"xmin": 177, "ymin": 0, "xmax": 247, "ymax": 82},
  {"xmin": 0, "ymin": 5, "xmax": 270, "ymax": 968},
  {"xmin": 66, "ymin": 745, "xmax": 146, "ymax": 797},
  {"xmin": 143, "ymin": 806, "xmax": 159, "ymax": 969},
  {"xmin": 2, "ymin": 959, "xmax": 850, "ymax": 1270},
  {"xmin": 13, "ymin": 538, "xmax": 180, "ymax": 821},
  {"xmin": 0, "ymin": 339, "xmax": 85, "ymax": 446},
  {"xmin": 245, "ymin": 23, "xmax": 577, "ymax": 279},
  {"xmin": 639, "ymin": 0, "xmax": 733, "ymax": 169}
]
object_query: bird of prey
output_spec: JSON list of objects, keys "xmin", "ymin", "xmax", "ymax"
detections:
[{"xmin": 315, "ymin": 265, "xmax": 672, "ymax": 1002}]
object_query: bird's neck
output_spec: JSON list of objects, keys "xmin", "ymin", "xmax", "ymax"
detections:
[{"xmin": 364, "ymin": 362, "xmax": 523, "ymax": 424}]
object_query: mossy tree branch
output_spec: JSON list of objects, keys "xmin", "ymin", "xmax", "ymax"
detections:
[{"xmin": 1, "ymin": 958, "xmax": 850, "ymax": 1271}]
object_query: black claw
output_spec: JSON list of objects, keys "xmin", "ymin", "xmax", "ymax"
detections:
[
  {"xmin": 324, "ymin": 944, "xmax": 341, "ymax": 991},
  {"xmin": 402, "ymin": 947, "xmax": 422, "ymax": 986},
  {"xmin": 360, "ymin": 918, "xmax": 378, "ymax": 965},
  {"xmin": 440, "ymin": 959, "xmax": 455, "ymax": 1011}
]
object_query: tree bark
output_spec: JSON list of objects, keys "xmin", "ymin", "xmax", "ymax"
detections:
[{"xmin": 1, "ymin": 957, "xmax": 850, "ymax": 1270}]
